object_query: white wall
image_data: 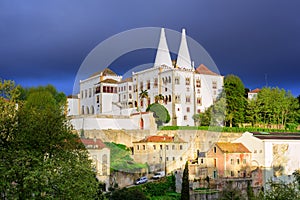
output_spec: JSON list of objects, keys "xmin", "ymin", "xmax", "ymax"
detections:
[{"xmin": 70, "ymin": 112, "xmax": 154, "ymax": 130}]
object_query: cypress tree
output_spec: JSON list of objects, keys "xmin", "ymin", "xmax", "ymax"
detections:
[{"xmin": 181, "ymin": 161, "xmax": 190, "ymax": 200}]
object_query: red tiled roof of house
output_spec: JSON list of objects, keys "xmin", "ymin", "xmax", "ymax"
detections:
[
  {"xmin": 216, "ymin": 142, "xmax": 251, "ymax": 153},
  {"xmin": 195, "ymin": 64, "xmax": 219, "ymax": 76},
  {"xmin": 248, "ymin": 88, "xmax": 261, "ymax": 93},
  {"xmin": 81, "ymin": 138, "xmax": 107, "ymax": 149},
  {"xmin": 134, "ymin": 135, "xmax": 186, "ymax": 143}
]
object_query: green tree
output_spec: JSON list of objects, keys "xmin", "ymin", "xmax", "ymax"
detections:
[
  {"xmin": 110, "ymin": 187, "xmax": 148, "ymax": 200},
  {"xmin": 181, "ymin": 161, "xmax": 190, "ymax": 200},
  {"xmin": 223, "ymin": 75, "xmax": 246, "ymax": 127},
  {"xmin": 1, "ymin": 82, "xmax": 98, "ymax": 199},
  {"xmin": 192, "ymin": 108, "xmax": 211, "ymax": 126},
  {"xmin": 146, "ymin": 103, "xmax": 170, "ymax": 127},
  {"xmin": 246, "ymin": 98, "xmax": 261, "ymax": 126},
  {"xmin": 264, "ymin": 181, "xmax": 300, "ymax": 200},
  {"xmin": 254, "ymin": 87, "xmax": 299, "ymax": 128},
  {"xmin": 219, "ymin": 181, "xmax": 244, "ymax": 200},
  {"xmin": 210, "ymin": 97, "xmax": 226, "ymax": 126}
]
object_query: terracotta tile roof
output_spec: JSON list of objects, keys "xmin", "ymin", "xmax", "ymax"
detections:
[
  {"xmin": 89, "ymin": 68, "xmax": 118, "ymax": 78},
  {"xmin": 134, "ymin": 135, "xmax": 186, "ymax": 143},
  {"xmin": 100, "ymin": 79, "xmax": 119, "ymax": 84},
  {"xmin": 195, "ymin": 64, "xmax": 219, "ymax": 76},
  {"xmin": 119, "ymin": 77, "xmax": 133, "ymax": 83},
  {"xmin": 216, "ymin": 142, "xmax": 251, "ymax": 153},
  {"xmin": 248, "ymin": 88, "xmax": 261, "ymax": 93},
  {"xmin": 81, "ymin": 138, "xmax": 107, "ymax": 149}
]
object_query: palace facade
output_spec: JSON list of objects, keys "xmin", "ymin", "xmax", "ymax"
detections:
[{"xmin": 75, "ymin": 28, "xmax": 223, "ymax": 126}]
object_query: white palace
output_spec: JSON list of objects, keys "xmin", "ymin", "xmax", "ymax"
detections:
[{"xmin": 68, "ymin": 28, "xmax": 223, "ymax": 127}]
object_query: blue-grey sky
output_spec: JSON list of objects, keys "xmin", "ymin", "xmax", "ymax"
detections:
[{"xmin": 1, "ymin": 0, "xmax": 299, "ymax": 96}]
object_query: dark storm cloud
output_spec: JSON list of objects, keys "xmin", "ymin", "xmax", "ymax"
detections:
[{"xmin": 0, "ymin": 0, "xmax": 299, "ymax": 95}]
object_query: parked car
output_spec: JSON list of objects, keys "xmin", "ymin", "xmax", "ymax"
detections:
[
  {"xmin": 135, "ymin": 176, "xmax": 148, "ymax": 185},
  {"xmin": 152, "ymin": 171, "xmax": 165, "ymax": 179}
]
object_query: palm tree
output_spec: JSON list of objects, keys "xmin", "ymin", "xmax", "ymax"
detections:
[
  {"xmin": 154, "ymin": 94, "xmax": 164, "ymax": 103},
  {"xmin": 139, "ymin": 90, "xmax": 149, "ymax": 109},
  {"xmin": 138, "ymin": 90, "xmax": 148, "ymax": 130}
]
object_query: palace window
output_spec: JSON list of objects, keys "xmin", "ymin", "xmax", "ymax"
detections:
[
  {"xmin": 140, "ymin": 82, "xmax": 143, "ymax": 91},
  {"xmin": 129, "ymin": 85, "xmax": 132, "ymax": 90},
  {"xmin": 186, "ymin": 107, "xmax": 190, "ymax": 112},
  {"xmin": 154, "ymin": 78, "xmax": 158, "ymax": 88},
  {"xmin": 95, "ymin": 86, "xmax": 100, "ymax": 94},
  {"xmin": 186, "ymin": 96, "xmax": 191, "ymax": 103},
  {"xmin": 175, "ymin": 95, "xmax": 181, "ymax": 103},
  {"xmin": 196, "ymin": 79, "xmax": 201, "ymax": 87},
  {"xmin": 184, "ymin": 115, "xmax": 187, "ymax": 120},
  {"xmin": 147, "ymin": 80, "xmax": 150, "ymax": 89},
  {"xmin": 175, "ymin": 77, "xmax": 180, "ymax": 84},
  {"xmin": 197, "ymin": 97, "xmax": 202, "ymax": 105},
  {"xmin": 212, "ymin": 81, "xmax": 217, "ymax": 89},
  {"xmin": 185, "ymin": 77, "xmax": 190, "ymax": 85},
  {"xmin": 133, "ymin": 85, "xmax": 137, "ymax": 92}
]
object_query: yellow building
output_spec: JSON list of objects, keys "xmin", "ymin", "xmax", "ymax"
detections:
[{"xmin": 133, "ymin": 135, "xmax": 188, "ymax": 173}]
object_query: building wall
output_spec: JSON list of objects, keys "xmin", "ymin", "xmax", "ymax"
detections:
[
  {"xmin": 87, "ymin": 147, "xmax": 110, "ymax": 190},
  {"xmin": 206, "ymin": 145, "xmax": 251, "ymax": 179},
  {"xmin": 70, "ymin": 112, "xmax": 156, "ymax": 131},
  {"xmin": 233, "ymin": 132, "xmax": 265, "ymax": 167},
  {"xmin": 67, "ymin": 97, "xmax": 79, "ymax": 116},
  {"xmin": 233, "ymin": 132, "xmax": 300, "ymax": 189},
  {"xmin": 76, "ymin": 64, "xmax": 223, "ymax": 127},
  {"xmin": 133, "ymin": 141, "xmax": 189, "ymax": 173}
]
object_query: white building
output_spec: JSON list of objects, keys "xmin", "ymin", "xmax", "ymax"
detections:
[
  {"xmin": 81, "ymin": 137, "xmax": 110, "ymax": 190},
  {"xmin": 248, "ymin": 88, "xmax": 260, "ymax": 100},
  {"xmin": 75, "ymin": 28, "xmax": 223, "ymax": 126},
  {"xmin": 233, "ymin": 132, "xmax": 300, "ymax": 189}
]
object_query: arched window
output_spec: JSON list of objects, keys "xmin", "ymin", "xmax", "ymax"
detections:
[
  {"xmin": 139, "ymin": 118, "xmax": 144, "ymax": 130},
  {"xmin": 169, "ymin": 95, "xmax": 171, "ymax": 102},
  {"xmin": 86, "ymin": 106, "xmax": 89, "ymax": 115},
  {"xmin": 90, "ymin": 106, "xmax": 95, "ymax": 114},
  {"xmin": 168, "ymin": 76, "xmax": 171, "ymax": 83},
  {"xmin": 81, "ymin": 106, "xmax": 84, "ymax": 115},
  {"xmin": 102, "ymin": 154, "xmax": 107, "ymax": 176}
]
